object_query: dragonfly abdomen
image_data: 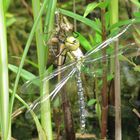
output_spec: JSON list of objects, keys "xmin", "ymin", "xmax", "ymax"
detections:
[{"xmin": 76, "ymin": 71, "xmax": 86, "ymax": 134}]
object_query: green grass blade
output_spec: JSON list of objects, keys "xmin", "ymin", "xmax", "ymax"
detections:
[
  {"xmin": 9, "ymin": 0, "xmax": 49, "ymax": 133},
  {"xmin": 32, "ymin": 0, "xmax": 55, "ymax": 139},
  {"xmin": 9, "ymin": 89, "xmax": 47, "ymax": 139},
  {"xmin": 8, "ymin": 64, "xmax": 36, "ymax": 81},
  {"xmin": 0, "ymin": 1, "xmax": 10, "ymax": 139},
  {"xmin": 41, "ymin": 1, "xmax": 57, "ymax": 139},
  {"xmin": 59, "ymin": 8, "xmax": 101, "ymax": 34}
]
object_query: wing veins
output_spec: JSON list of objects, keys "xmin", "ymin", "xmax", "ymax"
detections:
[
  {"xmin": 26, "ymin": 68, "xmax": 77, "ymax": 114},
  {"xmin": 21, "ymin": 61, "xmax": 77, "ymax": 93},
  {"xmin": 85, "ymin": 23, "xmax": 133, "ymax": 58}
]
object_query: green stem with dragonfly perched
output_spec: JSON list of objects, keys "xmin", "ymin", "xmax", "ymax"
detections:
[
  {"xmin": 42, "ymin": 0, "xmax": 57, "ymax": 139},
  {"xmin": 32, "ymin": 0, "xmax": 53, "ymax": 139}
]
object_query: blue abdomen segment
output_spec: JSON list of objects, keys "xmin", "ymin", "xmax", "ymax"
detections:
[{"xmin": 76, "ymin": 71, "xmax": 86, "ymax": 134}]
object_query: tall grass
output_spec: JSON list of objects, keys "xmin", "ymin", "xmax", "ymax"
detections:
[
  {"xmin": 0, "ymin": 1, "xmax": 10, "ymax": 139},
  {"xmin": 9, "ymin": 0, "xmax": 54, "ymax": 139},
  {"xmin": 31, "ymin": 0, "xmax": 53, "ymax": 139},
  {"xmin": 109, "ymin": 0, "xmax": 122, "ymax": 140}
]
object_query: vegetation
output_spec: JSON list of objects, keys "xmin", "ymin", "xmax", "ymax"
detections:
[{"xmin": 0, "ymin": 0, "xmax": 140, "ymax": 139}]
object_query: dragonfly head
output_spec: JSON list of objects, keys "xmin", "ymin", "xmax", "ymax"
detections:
[{"xmin": 65, "ymin": 36, "xmax": 80, "ymax": 51}]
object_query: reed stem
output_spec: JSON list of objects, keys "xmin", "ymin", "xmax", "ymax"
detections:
[
  {"xmin": 100, "ymin": 0, "xmax": 108, "ymax": 139},
  {"xmin": 32, "ymin": 0, "xmax": 53, "ymax": 139},
  {"xmin": 109, "ymin": 0, "xmax": 122, "ymax": 140},
  {"xmin": 0, "ymin": 1, "xmax": 10, "ymax": 139}
]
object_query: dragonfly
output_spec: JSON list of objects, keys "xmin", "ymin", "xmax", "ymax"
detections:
[{"xmin": 21, "ymin": 18, "xmax": 139, "ymax": 133}]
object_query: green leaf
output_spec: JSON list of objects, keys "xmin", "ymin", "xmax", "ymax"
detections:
[
  {"xmin": 108, "ymin": 18, "xmax": 140, "ymax": 34},
  {"xmin": 134, "ymin": 12, "xmax": 140, "ymax": 18},
  {"xmin": 11, "ymin": 56, "xmax": 38, "ymax": 68},
  {"xmin": 98, "ymin": 2, "xmax": 107, "ymax": 8},
  {"xmin": 133, "ymin": 32, "xmax": 140, "ymax": 45},
  {"xmin": 6, "ymin": 13, "xmax": 16, "ymax": 27},
  {"xmin": 95, "ymin": 31, "xmax": 102, "ymax": 44},
  {"xmin": 87, "ymin": 99, "xmax": 97, "ymax": 106},
  {"xmin": 83, "ymin": 1, "xmax": 108, "ymax": 17},
  {"xmin": 130, "ymin": 0, "xmax": 140, "ymax": 8},
  {"xmin": 108, "ymin": 19, "xmax": 136, "ymax": 31},
  {"xmin": 8, "ymin": 64, "xmax": 36, "ymax": 81},
  {"xmin": 6, "ymin": 17, "xmax": 16, "ymax": 27},
  {"xmin": 105, "ymin": 11, "xmax": 110, "ymax": 28},
  {"xmin": 134, "ymin": 65, "xmax": 140, "ymax": 72},
  {"xmin": 107, "ymin": 74, "xmax": 114, "ymax": 81},
  {"xmin": 74, "ymin": 32, "xmax": 92, "ymax": 51},
  {"xmin": 84, "ymin": 2, "xmax": 98, "ymax": 17},
  {"xmin": 95, "ymin": 103, "xmax": 101, "ymax": 120},
  {"xmin": 59, "ymin": 8, "xmax": 101, "ymax": 34}
]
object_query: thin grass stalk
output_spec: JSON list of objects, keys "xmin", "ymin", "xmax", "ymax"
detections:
[
  {"xmin": 0, "ymin": 1, "xmax": 10, "ymax": 139},
  {"xmin": 42, "ymin": 0, "xmax": 57, "ymax": 139},
  {"xmin": 100, "ymin": 0, "xmax": 108, "ymax": 139},
  {"xmin": 95, "ymin": 77, "xmax": 101, "ymax": 128},
  {"xmin": 114, "ymin": 41, "xmax": 121, "ymax": 140},
  {"xmin": 73, "ymin": 0, "xmax": 77, "ymax": 32},
  {"xmin": 109, "ymin": 0, "xmax": 122, "ymax": 140},
  {"xmin": 10, "ymin": 0, "xmax": 49, "ymax": 116},
  {"xmin": 44, "ymin": 0, "xmax": 57, "ymax": 42},
  {"xmin": 9, "ymin": 89, "xmax": 46, "ymax": 139},
  {"xmin": 32, "ymin": 1, "xmax": 53, "ymax": 139},
  {"xmin": 3, "ymin": 0, "xmax": 10, "ymax": 12},
  {"xmin": 32, "ymin": 0, "xmax": 46, "ymax": 70},
  {"xmin": 9, "ymin": 0, "xmax": 49, "ymax": 137},
  {"xmin": 9, "ymin": 0, "xmax": 49, "ymax": 112}
]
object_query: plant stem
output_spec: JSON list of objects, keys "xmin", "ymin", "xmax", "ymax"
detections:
[
  {"xmin": 10, "ymin": 0, "xmax": 49, "ymax": 115},
  {"xmin": 100, "ymin": 0, "xmax": 108, "ymax": 139},
  {"xmin": 0, "ymin": 1, "xmax": 10, "ymax": 139},
  {"xmin": 32, "ymin": 0, "xmax": 53, "ymax": 139},
  {"xmin": 9, "ymin": 89, "xmax": 46, "ymax": 139},
  {"xmin": 9, "ymin": 0, "xmax": 49, "ymax": 138},
  {"xmin": 109, "ymin": 0, "xmax": 122, "ymax": 140},
  {"xmin": 73, "ymin": 0, "xmax": 77, "ymax": 32},
  {"xmin": 43, "ymin": 0, "xmax": 57, "ymax": 139},
  {"xmin": 114, "ymin": 41, "xmax": 121, "ymax": 140}
]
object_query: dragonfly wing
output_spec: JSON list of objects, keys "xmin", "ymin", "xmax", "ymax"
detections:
[
  {"xmin": 82, "ymin": 21, "xmax": 140, "ymax": 75},
  {"xmin": 84, "ymin": 20, "xmax": 136, "ymax": 58},
  {"xmin": 25, "ymin": 68, "xmax": 77, "ymax": 118},
  {"xmin": 81, "ymin": 42, "xmax": 140, "ymax": 78},
  {"xmin": 20, "ymin": 61, "xmax": 77, "ymax": 94},
  {"xmin": 84, "ymin": 43, "xmax": 139, "ymax": 63}
]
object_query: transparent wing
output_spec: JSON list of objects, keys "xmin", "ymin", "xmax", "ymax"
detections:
[
  {"xmin": 84, "ymin": 43, "xmax": 139, "ymax": 64},
  {"xmin": 20, "ymin": 60, "xmax": 77, "ymax": 94},
  {"xmin": 21, "ymin": 42, "xmax": 129, "ymax": 95},
  {"xmin": 84, "ymin": 19, "xmax": 136, "ymax": 59},
  {"xmin": 23, "ymin": 21, "xmax": 140, "ymax": 118},
  {"xmin": 25, "ymin": 68, "xmax": 77, "ymax": 118},
  {"xmin": 81, "ymin": 42, "xmax": 140, "ymax": 78},
  {"xmin": 81, "ymin": 21, "xmax": 140, "ymax": 77}
]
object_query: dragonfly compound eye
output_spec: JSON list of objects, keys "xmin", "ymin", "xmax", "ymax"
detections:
[{"xmin": 65, "ymin": 36, "xmax": 80, "ymax": 51}]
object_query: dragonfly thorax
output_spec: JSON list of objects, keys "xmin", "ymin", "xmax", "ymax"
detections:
[{"xmin": 65, "ymin": 36, "xmax": 80, "ymax": 51}]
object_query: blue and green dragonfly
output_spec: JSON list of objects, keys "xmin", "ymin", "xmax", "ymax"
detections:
[{"xmin": 21, "ymin": 19, "xmax": 139, "ymax": 133}]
